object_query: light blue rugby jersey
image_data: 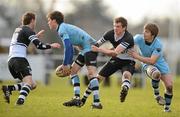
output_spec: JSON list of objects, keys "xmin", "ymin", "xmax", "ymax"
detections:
[
  {"xmin": 134, "ymin": 34, "xmax": 170, "ymax": 74},
  {"xmin": 57, "ymin": 23, "xmax": 96, "ymax": 55}
]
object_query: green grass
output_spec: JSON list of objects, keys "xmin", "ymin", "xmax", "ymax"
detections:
[{"xmin": 0, "ymin": 75, "xmax": 180, "ymax": 117}]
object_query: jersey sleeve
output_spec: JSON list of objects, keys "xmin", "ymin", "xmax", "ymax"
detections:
[
  {"xmin": 62, "ymin": 39, "xmax": 73, "ymax": 65},
  {"xmin": 32, "ymin": 39, "xmax": 51, "ymax": 49},
  {"xmin": 58, "ymin": 24, "xmax": 73, "ymax": 65},
  {"xmin": 24, "ymin": 27, "xmax": 37, "ymax": 42},
  {"xmin": 120, "ymin": 34, "xmax": 134, "ymax": 49},
  {"xmin": 25, "ymin": 27, "xmax": 51, "ymax": 49},
  {"xmin": 95, "ymin": 30, "xmax": 113, "ymax": 47},
  {"xmin": 134, "ymin": 34, "xmax": 142, "ymax": 45},
  {"xmin": 103, "ymin": 30, "xmax": 113, "ymax": 41}
]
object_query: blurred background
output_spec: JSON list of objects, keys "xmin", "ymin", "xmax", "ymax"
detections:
[{"xmin": 0, "ymin": 0, "xmax": 180, "ymax": 86}]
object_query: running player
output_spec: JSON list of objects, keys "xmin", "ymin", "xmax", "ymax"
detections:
[{"xmin": 2, "ymin": 12, "xmax": 60, "ymax": 105}]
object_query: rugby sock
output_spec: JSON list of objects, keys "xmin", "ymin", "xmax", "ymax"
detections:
[
  {"xmin": 8, "ymin": 82, "xmax": 24, "ymax": 92},
  {"xmin": 122, "ymin": 79, "xmax": 131, "ymax": 89},
  {"xmin": 81, "ymin": 84, "xmax": 92, "ymax": 104},
  {"xmin": 18, "ymin": 83, "xmax": 31, "ymax": 100},
  {"xmin": 164, "ymin": 93, "xmax": 173, "ymax": 110},
  {"xmin": 151, "ymin": 79, "xmax": 160, "ymax": 98},
  {"xmin": 70, "ymin": 74, "xmax": 80, "ymax": 98},
  {"xmin": 89, "ymin": 78, "xmax": 100, "ymax": 105}
]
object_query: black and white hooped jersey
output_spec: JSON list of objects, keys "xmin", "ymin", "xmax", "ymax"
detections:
[
  {"xmin": 8, "ymin": 25, "xmax": 51, "ymax": 60},
  {"xmin": 97, "ymin": 29, "xmax": 134, "ymax": 60}
]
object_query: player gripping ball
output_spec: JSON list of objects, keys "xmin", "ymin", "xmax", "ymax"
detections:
[{"xmin": 55, "ymin": 65, "xmax": 71, "ymax": 77}]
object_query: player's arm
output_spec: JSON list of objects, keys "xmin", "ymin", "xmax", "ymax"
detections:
[
  {"xmin": 94, "ymin": 37, "xmax": 107, "ymax": 47},
  {"xmin": 128, "ymin": 50, "xmax": 159, "ymax": 65},
  {"xmin": 94, "ymin": 30, "xmax": 112, "ymax": 47},
  {"xmin": 30, "ymin": 35, "xmax": 60, "ymax": 49},
  {"xmin": 36, "ymin": 30, "xmax": 44, "ymax": 38},
  {"xmin": 62, "ymin": 39, "xmax": 73, "ymax": 66},
  {"xmin": 91, "ymin": 44, "xmax": 125, "ymax": 57}
]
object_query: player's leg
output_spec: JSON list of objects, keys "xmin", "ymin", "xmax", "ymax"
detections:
[
  {"xmin": 160, "ymin": 74, "xmax": 173, "ymax": 112},
  {"xmin": 63, "ymin": 55, "xmax": 84, "ymax": 107},
  {"xmin": 120, "ymin": 71, "xmax": 132, "ymax": 102},
  {"xmin": 81, "ymin": 58, "xmax": 118, "ymax": 107},
  {"xmin": 16, "ymin": 75, "xmax": 36, "ymax": 105},
  {"xmin": 84, "ymin": 51, "xmax": 103, "ymax": 109},
  {"xmin": 11, "ymin": 58, "xmax": 36, "ymax": 105},
  {"xmin": 2, "ymin": 82, "xmax": 24, "ymax": 103},
  {"xmin": 145, "ymin": 65, "xmax": 165, "ymax": 105},
  {"xmin": 86, "ymin": 66, "xmax": 103, "ymax": 109},
  {"xmin": 119, "ymin": 60, "xmax": 135, "ymax": 102},
  {"xmin": 81, "ymin": 74, "xmax": 104, "ymax": 106},
  {"xmin": 2, "ymin": 58, "xmax": 26, "ymax": 104}
]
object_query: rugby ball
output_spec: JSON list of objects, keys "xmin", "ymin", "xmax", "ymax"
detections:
[{"xmin": 55, "ymin": 65, "xmax": 71, "ymax": 77}]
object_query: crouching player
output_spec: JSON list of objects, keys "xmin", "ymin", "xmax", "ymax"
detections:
[{"xmin": 128, "ymin": 23, "xmax": 173, "ymax": 112}]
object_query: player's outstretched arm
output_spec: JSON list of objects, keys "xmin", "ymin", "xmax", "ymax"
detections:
[
  {"xmin": 36, "ymin": 30, "xmax": 45, "ymax": 38},
  {"xmin": 91, "ymin": 45, "xmax": 117, "ymax": 57},
  {"xmin": 128, "ymin": 49, "xmax": 159, "ymax": 65},
  {"xmin": 50, "ymin": 43, "xmax": 61, "ymax": 48}
]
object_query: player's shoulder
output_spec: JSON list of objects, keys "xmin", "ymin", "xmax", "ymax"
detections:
[
  {"xmin": 59, "ymin": 23, "xmax": 77, "ymax": 32},
  {"xmin": 104, "ymin": 29, "xmax": 114, "ymax": 37},
  {"xmin": 105, "ymin": 29, "xmax": 114, "ymax": 35},
  {"xmin": 59, "ymin": 23, "xmax": 67, "ymax": 29},
  {"xmin": 124, "ymin": 30, "xmax": 133, "ymax": 39},
  {"xmin": 21, "ymin": 25, "xmax": 31, "ymax": 31},
  {"xmin": 21, "ymin": 25, "xmax": 35, "ymax": 35},
  {"xmin": 58, "ymin": 23, "xmax": 69, "ymax": 34},
  {"xmin": 154, "ymin": 37, "xmax": 163, "ymax": 47},
  {"xmin": 134, "ymin": 34, "xmax": 143, "ymax": 40}
]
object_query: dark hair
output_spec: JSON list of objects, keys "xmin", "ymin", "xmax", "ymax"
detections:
[
  {"xmin": 47, "ymin": 11, "xmax": 64, "ymax": 24},
  {"xmin": 144, "ymin": 23, "xmax": 159, "ymax": 38},
  {"xmin": 22, "ymin": 12, "xmax": 35, "ymax": 25},
  {"xmin": 114, "ymin": 17, "xmax": 128, "ymax": 29}
]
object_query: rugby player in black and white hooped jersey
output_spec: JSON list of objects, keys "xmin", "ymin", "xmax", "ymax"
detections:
[
  {"xmin": 81, "ymin": 17, "xmax": 135, "ymax": 106},
  {"xmin": 1, "ymin": 12, "xmax": 60, "ymax": 105}
]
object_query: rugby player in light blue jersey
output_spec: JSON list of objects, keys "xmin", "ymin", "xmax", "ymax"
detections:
[
  {"xmin": 128, "ymin": 23, "xmax": 173, "ymax": 112},
  {"xmin": 47, "ymin": 11, "xmax": 102, "ymax": 109}
]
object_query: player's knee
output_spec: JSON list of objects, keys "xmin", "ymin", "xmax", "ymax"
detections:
[
  {"xmin": 87, "ymin": 69, "xmax": 96, "ymax": 78},
  {"xmin": 122, "ymin": 71, "xmax": 131, "ymax": 80},
  {"xmin": 97, "ymin": 75, "xmax": 105, "ymax": 83},
  {"xmin": 166, "ymin": 85, "xmax": 173, "ymax": 94},
  {"xmin": 146, "ymin": 65, "xmax": 161, "ymax": 80},
  {"xmin": 30, "ymin": 81, "xmax": 37, "ymax": 90},
  {"xmin": 153, "ymin": 71, "xmax": 161, "ymax": 80},
  {"xmin": 31, "ymin": 84, "xmax": 37, "ymax": 90}
]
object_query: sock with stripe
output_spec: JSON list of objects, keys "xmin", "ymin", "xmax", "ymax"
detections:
[
  {"xmin": 81, "ymin": 84, "xmax": 92, "ymax": 104},
  {"xmin": 70, "ymin": 74, "xmax": 80, "ymax": 98},
  {"xmin": 151, "ymin": 79, "xmax": 160, "ymax": 98},
  {"xmin": 89, "ymin": 78, "xmax": 100, "ymax": 105},
  {"xmin": 164, "ymin": 93, "xmax": 173, "ymax": 111},
  {"xmin": 18, "ymin": 83, "xmax": 31, "ymax": 102},
  {"xmin": 8, "ymin": 82, "xmax": 24, "ymax": 92}
]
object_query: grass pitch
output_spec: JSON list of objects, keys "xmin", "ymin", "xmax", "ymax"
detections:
[{"xmin": 0, "ymin": 75, "xmax": 180, "ymax": 117}]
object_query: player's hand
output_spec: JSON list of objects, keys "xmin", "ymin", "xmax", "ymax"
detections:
[
  {"xmin": 36, "ymin": 30, "xmax": 45, "ymax": 38},
  {"xmin": 62, "ymin": 65, "xmax": 71, "ymax": 75},
  {"xmin": 74, "ymin": 46, "xmax": 82, "ymax": 51},
  {"xmin": 50, "ymin": 43, "xmax": 61, "ymax": 48},
  {"xmin": 91, "ymin": 45, "xmax": 99, "ymax": 52},
  {"xmin": 127, "ymin": 49, "xmax": 138, "ymax": 59}
]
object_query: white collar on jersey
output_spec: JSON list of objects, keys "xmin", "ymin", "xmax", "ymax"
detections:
[{"xmin": 114, "ymin": 31, "xmax": 125, "ymax": 42}]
